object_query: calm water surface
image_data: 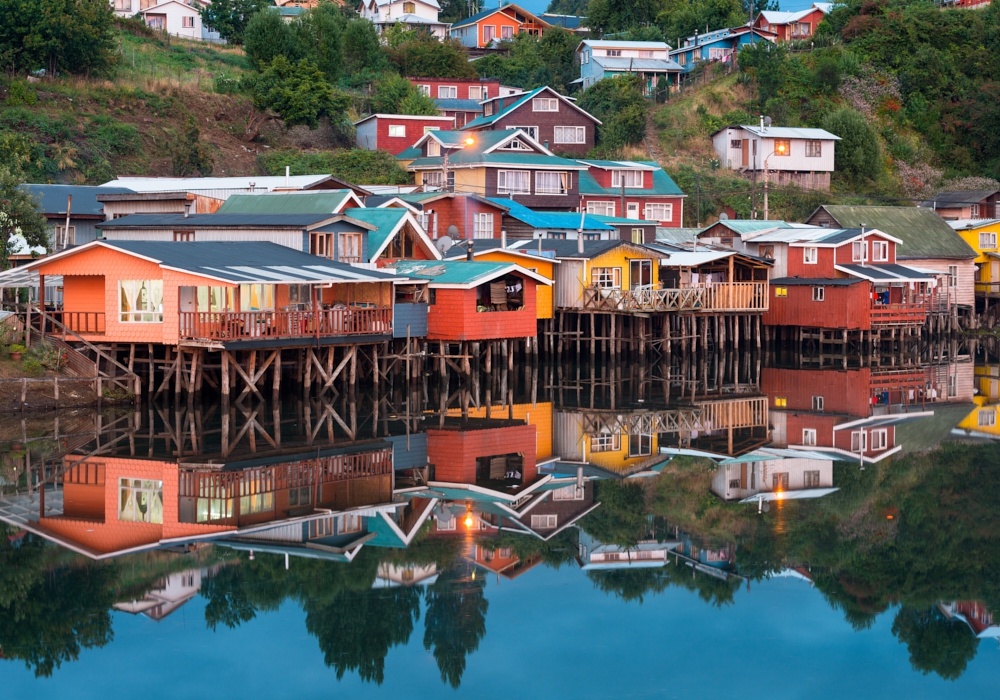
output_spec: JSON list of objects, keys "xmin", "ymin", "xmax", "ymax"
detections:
[{"xmin": 2, "ymin": 353, "xmax": 998, "ymax": 698}]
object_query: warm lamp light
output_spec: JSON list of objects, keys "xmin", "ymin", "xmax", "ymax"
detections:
[
  {"xmin": 464, "ymin": 136, "xmax": 475, "ymax": 146},
  {"xmin": 464, "ymin": 515, "xmax": 474, "ymax": 528},
  {"xmin": 777, "ymin": 144, "xmax": 786, "ymax": 153}
]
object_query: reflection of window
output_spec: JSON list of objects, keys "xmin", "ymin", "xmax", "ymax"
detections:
[
  {"xmin": 978, "ymin": 409, "xmax": 996, "ymax": 427},
  {"xmin": 436, "ymin": 516, "xmax": 456, "ymax": 531},
  {"xmin": 553, "ymin": 485, "xmax": 585, "ymax": 500},
  {"xmin": 802, "ymin": 429, "xmax": 817, "ymax": 446},
  {"xmin": 119, "ymin": 478, "xmax": 164, "ymax": 523},
  {"xmin": 531, "ymin": 514, "xmax": 558, "ymax": 528},
  {"xmin": 119, "ymin": 280, "xmax": 163, "ymax": 323},
  {"xmin": 591, "ymin": 431, "xmax": 621, "ymax": 452},
  {"xmin": 812, "ymin": 395, "xmax": 824, "ymax": 411},
  {"xmin": 804, "ymin": 470, "xmax": 820, "ymax": 487},
  {"xmin": 340, "ymin": 514, "xmax": 362, "ymax": 533},
  {"xmin": 240, "ymin": 492, "xmax": 273, "ymax": 514},
  {"xmin": 591, "ymin": 267, "xmax": 621, "ymax": 289},
  {"xmin": 851, "ymin": 430, "xmax": 868, "ymax": 452},
  {"xmin": 628, "ymin": 433, "xmax": 652, "ymax": 457},
  {"xmin": 871, "ymin": 428, "xmax": 888, "ymax": 450},
  {"xmin": 197, "ymin": 497, "xmax": 232, "ymax": 523},
  {"xmin": 587, "ymin": 201, "xmax": 615, "ymax": 216},
  {"xmin": 772, "ymin": 472, "xmax": 789, "ymax": 490}
]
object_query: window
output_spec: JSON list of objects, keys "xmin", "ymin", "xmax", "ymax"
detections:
[
  {"xmin": 422, "ymin": 171, "xmax": 444, "ymax": 188},
  {"xmin": 554, "ymin": 126, "xmax": 586, "ymax": 144},
  {"xmin": 731, "ymin": 139, "xmax": 743, "ymax": 149},
  {"xmin": 981, "ymin": 231, "xmax": 998, "ymax": 249},
  {"xmin": 804, "ymin": 247, "xmax": 818, "ymax": 264},
  {"xmin": 546, "ymin": 231, "xmax": 567, "ymax": 239},
  {"xmin": 852, "ymin": 240, "xmax": 867, "ymax": 262},
  {"xmin": 760, "ymin": 245, "xmax": 775, "ymax": 259},
  {"xmin": 532, "ymin": 98, "xmax": 559, "ymax": 112},
  {"xmin": 772, "ymin": 473, "xmax": 790, "ymax": 490},
  {"xmin": 812, "ymin": 286, "xmax": 825, "ymax": 301},
  {"xmin": 146, "ymin": 15, "xmax": 164, "ymax": 30},
  {"xmin": 468, "ymin": 85, "xmax": 482, "ymax": 100},
  {"xmin": 119, "ymin": 280, "xmax": 163, "ymax": 323},
  {"xmin": 53, "ymin": 225, "xmax": 76, "ymax": 245},
  {"xmin": 338, "ymin": 232, "xmax": 362, "ymax": 264},
  {"xmin": 611, "ymin": 170, "xmax": 643, "ymax": 188},
  {"xmin": 872, "ymin": 240, "xmax": 889, "ymax": 261},
  {"xmin": 949, "ymin": 265, "xmax": 958, "ymax": 287},
  {"xmin": 240, "ymin": 492, "xmax": 273, "ymax": 515},
  {"xmin": 591, "ymin": 432, "xmax": 621, "ymax": 452},
  {"xmin": 802, "ymin": 429, "xmax": 817, "ymax": 446},
  {"xmin": 239, "ymin": 284, "xmax": 275, "ymax": 311},
  {"xmin": 949, "ymin": 373, "xmax": 957, "ymax": 398},
  {"xmin": 403, "ymin": 1, "xmax": 415, "ymax": 11},
  {"xmin": 388, "ymin": 124, "xmax": 406, "ymax": 138},
  {"xmin": 536, "ymin": 171, "xmax": 569, "ymax": 195},
  {"xmin": 417, "ymin": 84, "xmax": 431, "ymax": 97},
  {"xmin": 774, "ymin": 286, "xmax": 787, "ymax": 297},
  {"xmin": 288, "ymin": 486, "xmax": 312, "ymax": 506},
  {"xmin": 979, "ymin": 409, "xmax": 996, "ymax": 427},
  {"xmin": 512, "ymin": 126, "xmax": 538, "ymax": 140},
  {"xmin": 638, "ymin": 50, "xmax": 655, "ymax": 58},
  {"xmin": 851, "ymin": 430, "xmax": 868, "ymax": 453},
  {"xmin": 473, "ymin": 212, "xmax": 493, "ymax": 239},
  {"xmin": 644, "ymin": 203, "xmax": 672, "ymax": 221},
  {"xmin": 311, "ymin": 232, "xmax": 333, "ymax": 257},
  {"xmin": 497, "ymin": 170, "xmax": 530, "ymax": 194},
  {"xmin": 628, "ymin": 433, "xmax": 652, "ymax": 457},
  {"xmin": 553, "ymin": 485, "xmax": 585, "ymax": 501},
  {"xmin": 605, "ymin": 49, "xmax": 622, "ymax": 56},
  {"xmin": 871, "ymin": 428, "xmax": 888, "ymax": 450},
  {"xmin": 501, "ymin": 25, "xmax": 513, "ymax": 39},
  {"xmin": 773, "ymin": 139, "xmax": 791, "ymax": 157},
  {"xmin": 173, "ymin": 230, "xmax": 194, "ymax": 242},
  {"xmin": 119, "ymin": 478, "xmax": 163, "ymax": 524},
  {"xmin": 805, "ymin": 140, "xmax": 822, "ymax": 157},
  {"xmin": 339, "ymin": 513, "xmax": 363, "ymax": 534},
  {"xmin": 632, "ymin": 228, "xmax": 644, "ymax": 244},
  {"xmin": 708, "ymin": 48, "xmax": 728, "ymax": 60},
  {"xmin": 591, "ymin": 267, "xmax": 621, "ymax": 289},
  {"xmin": 427, "ymin": 140, "xmax": 440, "ymax": 156},
  {"xmin": 436, "ymin": 515, "xmax": 456, "ymax": 531},
  {"xmin": 114, "ymin": 0, "xmax": 131, "ymax": 9},
  {"xmin": 483, "ymin": 25, "xmax": 495, "ymax": 43},
  {"xmin": 531, "ymin": 514, "xmax": 558, "ymax": 528},
  {"xmin": 423, "ymin": 126, "xmax": 440, "ymax": 134},
  {"xmin": 182, "ymin": 15, "xmax": 194, "ymax": 27},
  {"xmin": 197, "ymin": 286, "xmax": 237, "ymax": 312},
  {"xmin": 775, "ymin": 396, "xmax": 787, "ymax": 407},
  {"xmin": 804, "ymin": 470, "xmax": 821, "ymax": 488},
  {"xmin": 484, "ymin": 102, "xmax": 493, "ymax": 116},
  {"xmin": 438, "ymin": 85, "xmax": 457, "ymax": 99},
  {"xmin": 812, "ymin": 395, "xmax": 824, "ymax": 411},
  {"xmin": 587, "ymin": 201, "xmax": 615, "ymax": 216}
]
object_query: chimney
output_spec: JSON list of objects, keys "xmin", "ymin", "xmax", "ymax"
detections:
[
  {"xmin": 760, "ymin": 114, "xmax": 764, "ymax": 130},
  {"xmin": 501, "ymin": 227, "xmax": 507, "ymax": 249},
  {"xmin": 285, "ymin": 165, "xmax": 290, "ymax": 187},
  {"xmin": 577, "ymin": 210, "xmax": 586, "ymax": 254},
  {"xmin": 183, "ymin": 202, "xmax": 191, "ymax": 218},
  {"xmin": 249, "ymin": 182, "xmax": 255, "ymax": 193},
  {"xmin": 466, "ymin": 239, "xmax": 474, "ymax": 261},
  {"xmin": 694, "ymin": 29, "xmax": 699, "ymax": 47}
]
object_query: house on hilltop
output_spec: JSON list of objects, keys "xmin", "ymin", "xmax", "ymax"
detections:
[
  {"xmin": 449, "ymin": 4, "xmax": 550, "ymax": 48},
  {"xmin": 357, "ymin": 0, "xmax": 450, "ymax": 38},
  {"xmin": 920, "ymin": 189, "xmax": 1000, "ymax": 220},
  {"xmin": 711, "ymin": 123, "xmax": 840, "ymax": 191},
  {"xmin": 668, "ymin": 26, "xmax": 776, "ymax": 74},
  {"xmin": 753, "ymin": 3, "xmax": 833, "ymax": 41},
  {"xmin": 576, "ymin": 40, "xmax": 683, "ymax": 94}
]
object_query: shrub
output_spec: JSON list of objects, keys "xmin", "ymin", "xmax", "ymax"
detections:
[
  {"xmin": 5, "ymin": 81, "xmax": 36, "ymax": 107},
  {"xmin": 822, "ymin": 107, "xmax": 883, "ymax": 185},
  {"xmin": 21, "ymin": 358, "xmax": 44, "ymax": 377},
  {"xmin": 9, "ymin": 344, "xmax": 26, "ymax": 354},
  {"xmin": 214, "ymin": 73, "xmax": 241, "ymax": 94},
  {"xmin": 259, "ymin": 148, "xmax": 410, "ymax": 185},
  {"xmin": 26, "ymin": 340, "xmax": 65, "ymax": 370},
  {"xmin": 89, "ymin": 117, "xmax": 141, "ymax": 156}
]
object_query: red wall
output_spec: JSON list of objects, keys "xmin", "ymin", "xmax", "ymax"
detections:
[
  {"xmin": 832, "ymin": 235, "xmax": 897, "ymax": 265},
  {"xmin": 408, "ymin": 77, "xmax": 502, "ymax": 101},
  {"xmin": 588, "ymin": 168, "xmax": 650, "ymax": 189},
  {"xmin": 764, "ymin": 282, "xmax": 872, "ymax": 330},
  {"xmin": 373, "ymin": 117, "xmax": 455, "ymax": 155},
  {"xmin": 580, "ymin": 195, "xmax": 684, "ymax": 226},
  {"xmin": 425, "ymin": 196, "xmax": 506, "ymax": 240},
  {"xmin": 762, "ymin": 367, "xmax": 874, "ymax": 417},
  {"xmin": 427, "ymin": 424, "xmax": 537, "ymax": 485},
  {"xmin": 787, "ymin": 245, "xmax": 837, "ymax": 277},
  {"xmin": 428, "ymin": 277, "xmax": 538, "ymax": 340}
]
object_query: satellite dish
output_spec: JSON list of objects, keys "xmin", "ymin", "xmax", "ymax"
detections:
[
  {"xmin": 764, "ymin": 116, "xmax": 773, "ymax": 127},
  {"xmin": 447, "ymin": 225, "xmax": 459, "ymax": 239},
  {"xmin": 719, "ymin": 212, "xmax": 730, "ymax": 220},
  {"xmin": 436, "ymin": 235, "xmax": 454, "ymax": 253}
]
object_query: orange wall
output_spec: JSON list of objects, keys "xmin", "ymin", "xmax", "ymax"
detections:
[
  {"xmin": 428, "ymin": 424, "xmax": 538, "ymax": 484},
  {"xmin": 428, "ymin": 277, "xmax": 538, "ymax": 340},
  {"xmin": 474, "ymin": 252, "xmax": 555, "ymax": 319}
]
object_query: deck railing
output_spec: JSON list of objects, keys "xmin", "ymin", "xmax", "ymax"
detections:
[
  {"xmin": 61, "ymin": 311, "xmax": 106, "ymax": 335},
  {"xmin": 178, "ymin": 307, "xmax": 393, "ymax": 341},
  {"xmin": 583, "ymin": 282, "xmax": 768, "ymax": 313},
  {"xmin": 870, "ymin": 302, "xmax": 927, "ymax": 327}
]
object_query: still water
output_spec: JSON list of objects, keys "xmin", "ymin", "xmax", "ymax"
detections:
[{"xmin": 2, "ymin": 352, "xmax": 999, "ymax": 698}]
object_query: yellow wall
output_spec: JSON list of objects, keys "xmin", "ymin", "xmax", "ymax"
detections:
[
  {"xmin": 585, "ymin": 431, "xmax": 661, "ymax": 475},
  {"xmin": 975, "ymin": 364, "xmax": 1000, "ymax": 401},
  {"xmin": 957, "ymin": 222, "xmax": 1000, "ymax": 286},
  {"xmin": 446, "ymin": 402, "xmax": 554, "ymax": 460},
  {"xmin": 473, "ymin": 250, "xmax": 555, "ymax": 319},
  {"xmin": 590, "ymin": 244, "xmax": 661, "ymax": 290},
  {"xmin": 957, "ymin": 396, "xmax": 1000, "ymax": 436}
]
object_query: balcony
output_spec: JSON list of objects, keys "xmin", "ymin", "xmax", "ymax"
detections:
[
  {"xmin": 178, "ymin": 307, "xmax": 392, "ymax": 342},
  {"xmin": 583, "ymin": 282, "xmax": 769, "ymax": 313},
  {"xmin": 869, "ymin": 302, "xmax": 927, "ymax": 327}
]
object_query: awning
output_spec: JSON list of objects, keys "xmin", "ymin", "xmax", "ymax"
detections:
[
  {"xmin": 0, "ymin": 268, "xmax": 62, "ymax": 289},
  {"xmin": 835, "ymin": 263, "xmax": 934, "ymax": 283}
]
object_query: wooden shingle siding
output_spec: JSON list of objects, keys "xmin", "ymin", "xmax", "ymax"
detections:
[
  {"xmin": 490, "ymin": 102, "xmax": 596, "ymax": 156},
  {"xmin": 428, "ymin": 281, "xmax": 538, "ymax": 340},
  {"xmin": 484, "ymin": 169, "xmax": 579, "ymax": 210},
  {"xmin": 393, "ymin": 302, "xmax": 429, "ymax": 338}
]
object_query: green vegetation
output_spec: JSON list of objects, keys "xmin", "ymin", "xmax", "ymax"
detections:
[
  {"xmin": 475, "ymin": 29, "xmax": 581, "ymax": 94},
  {"xmin": 577, "ymin": 74, "xmax": 648, "ymax": 157},
  {"xmin": 259, "ymin": 148, "xmax": 410, "ymax": 185},
  {"xmin": 0, "ymin": 0, "xmax": 118, "ymax": 76},
  {"xmin": 198, "ymin": 0, "xmax": 272, "ymax": 45},
  {"xmin": 0, "ymin": 166, "xmax": 47, "ymax": 269}
]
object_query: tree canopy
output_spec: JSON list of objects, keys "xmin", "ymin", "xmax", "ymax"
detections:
[
  {"xmin": 198, "ymin": 0, "xmax": 272, "ymax": 45},
  {"xmin": 0, "ymin": 0, "xmax": 117, "ymax": 75}
]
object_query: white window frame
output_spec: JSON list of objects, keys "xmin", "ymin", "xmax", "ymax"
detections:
[
  {"xmin": 119, "ymin": 477, "xmax": 164, "ymax": 524},
  {"xmin": 553, "ymin": 485, "xmax": 585, "ymax": 501},
  {"xmin": 337, "ymin": 232, "xmax": 362, "ymax": 264},
  {"xmin": 872, "ymin": 240, "xmax": 889, "ymax": 261},
  {"xmin": 587, "ymin": 201, "xmax": 615, "ymax": 216},
  {"xmin": 182, "ymin": 15, "xmax": 195, "ymax": 28},
  {"xmin": 500, "ymin": 25, "xmax": 513, "ymax": 39},
  {"xmin": 804, "ymin": 247, "xmax": 818, "ymax": 264},
  {"xmin": 949, "ymin": 265, "xmax": 958, "ymax": 287},
  {"xmin": 532, "ymin": 97, "xmax": 559, "ymax": 112},
  {"xmin": 812, "ymin": 286, "xmax": 825, "ymax": 302},
  {"xmin": 473, "ymin": 212, "xmax": 494, "ymax": 239},
  {"xmin": 631, "ymin": 228, "xmax": 644, "ymax": 244},
  {"xmin": 388, "ymin": 124, "xmax": 406, "ymax": 138},
  {"xmin": 628, "ymin": 433, "xmax": 652, "ymax": 457},
  {"xmin": 482, "ymin": 24, "xmax": 496, "ymax": 43},
  {"xmin": 119, "ymin": 280, "xmax": 164, "ymax": 323},
  {"xmin": 531, "ymin": 514, "xmax": 558, "ymax": 528},
  {"xmin": 605, "ymin": 49, "xmax": 621, "ymax": 57},
  {"xmin": 497, "ymin": 170, "xmax": 530, "ymax": 194},
  {"xmin": 870, "ymin": 428, "xmax": 888, "ymax": 450},
  {"xmin": 513, "ymin": 125, "xmax": 538, "ymax": 140},
  {"xmin": 422, "ymin": 170, "xmax": 444, "ymax": 188},
  {"xmin": 423, "ymin": 126, "xmax": 440, "ymax": 134},
  {"xmin": 802, "ymin": 428, "xmax": 817, "ymax": 446},
  {"xmin": 417, "ymin": 84, "xmax": 431, "ymax": 97},
  {"xmin": 437, "ymin": 85, "xmax": 458, "ymax": 99},
  {"xmin": 426, "ymin": 140, "xmax": 440, "ymax": 157},
  {"xmin": 554, "ymin": 126, "xmax": 585, "ymax": 144},
  {"xmin": 852, "ymin": 240, "xmax": 868, "ymax": 262},
  {"xmin": 851, "ymin": 430, "xmax": 868, "ymax": 453},
  {"xmin": 981, "ymin": 231, "xmax": 998, "ymax": 250},
  {"xmin": 644, "ymin": 203, "xmax": 672, "ymax": 221},
  {"xmin": 591, "ymin": 267, "xmax": 621, "ymax": 289},
  {"xmin": 978, "ymin": 409, "xmax": 996, "ymax": 427},
  {"xmin": 536, "ymin": 171, "xmax": 569, "ymax": 195},
  {"xmin": 591, "ymin": 432, "xmax": 621, "ymax": 452},
  {"xmin": 812, "ymin": 395, "xmax": 824, "ymax": 411},
  {"xmin": 611, "ymin": 170, "xmax": 643, "ymax": 188},
  {"xmin": 468, "ymin": 85, "xmax": 483, "ymax": 100}
]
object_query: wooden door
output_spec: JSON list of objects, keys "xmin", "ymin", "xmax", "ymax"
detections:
[{"xmin": 741, "ymin": 140, "xmax": 749, "ymax": 167}]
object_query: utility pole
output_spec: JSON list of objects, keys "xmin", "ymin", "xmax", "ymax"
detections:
[{"xmin": 696, "ymin": 173, "xmax": 701, "ymax": 228}]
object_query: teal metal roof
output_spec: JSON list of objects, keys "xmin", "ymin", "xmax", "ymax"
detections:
[
  {"xmin": 488, "ymin": 198, "xmax": 614, "ymax": 230},
  {"xmin": 460, "ymin": 87, "xmax": 547, "ymax": 130},
  {"xmin": 390, "ymin": 260, "xmax": 514, "ymax": 286},
  {"xmin": 656, "ymin": 227, "xmax": 700, "ymax": 245},
  {"xmin": 410, "ymin": 152, "xmax": 586, "ymax": 169},
  {"xmin": 396, "ymin": 146, "xmax": 422, "ymax": 161},
  {"xmin": 215, "ymin": 191, "xmax": 355, "ymax": 215},
  {"xmin": 365, "ymin": 512, "xmax": 408, "ymax": 548},
  {"xmin": 343, "ymin": 207, "xmax": 408, "ymax": 259},
  {"xmin": 578, "ymin": 163, "xmax": 684, "ymax": 196},
  {"xmin": 711, "ymin": 219, "xmax": 794, "ymax": 235},
  {"xmin": 590, "ymin": 214, "xmax": 655, "ymax": 226}
]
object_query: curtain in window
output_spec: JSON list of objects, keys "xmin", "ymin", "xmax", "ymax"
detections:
[
  {"xmin": 536, "ymin": 171, "xmax": 567, "ymax": 194},
  {"xmin": 120, "ymin": 280, "xmax": 163, "ymax": 322},
  {"xmin": 240, "ymin": 284, "xmax": 274, "ymax": 311}
]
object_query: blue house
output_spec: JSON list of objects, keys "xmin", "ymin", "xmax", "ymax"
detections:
[
  {"xmin": 668, "ymin": 25, "xmax": 776, "ymax": 74},
  {"xmin": 575, "ymin": 40, "xmax": 683, "ymax": 95}
]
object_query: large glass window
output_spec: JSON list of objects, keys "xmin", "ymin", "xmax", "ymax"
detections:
[
  {"xmin": 119, "ymin": 478, "xmax": 164, "ymax": 524},
  {"xmin": 587, "ymin": 201, "xmax": 615, "ymax": 216},
  {"xmin": 591, "ymin": 267, "xmax": 621, "ymax": 289},
  {"xmin": 473, "ymin": 213, "xmax": 494, "ymax": 238},
  {"xmin": 119, "ymin": 280, "xmax": 163, "ymax": 323},
  {"xmin": 612, "ymin": 170, "xmax": 643, "ymax": 188},
  {"xmin": 535, "ymin": 171, "xmax": 569, "ymax": 195},
  {"xmin": 644, "ymin": 203, "xmax": 672, "ymax": 221},
  {"xmin": 338, "ymin": 232, "xmax": 362, "ymax": 264},
  {"xmin": 497, "ymin": 170, "xmax": 530, "ymax": 194},
  {"xmin": 239, "ymin": 284, "xmax": 275, "ymax": 311},
  {"xmin": 554, "ymin": 126, "xmax": 585, "ymax": 144},
  {"xmin": 196, "ymin": 286, "xmax": 236, "ymax": 313}
]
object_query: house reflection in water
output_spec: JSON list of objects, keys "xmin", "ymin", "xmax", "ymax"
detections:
[
  {"xmin": 373, "ymin": 562, "xmax": 439, "ymax": 588},
  {"xmin": 577, "ymin": 529, "xmax": 680, "ymax": 570},
  {"xmin": 938, "ymin": 601, "xmax": 1000, "ymax": 643},
  {"xmin": 114, "ymin": 566, "xmax": 219, "ymax": 621},
  {"xmin": 709, "ymin": 449, "xmax": 837, "ymax": 503}
]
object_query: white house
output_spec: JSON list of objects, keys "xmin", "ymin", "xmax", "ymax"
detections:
[
  {"xmin": 357, "ymin": 0, "xmax": 449, "ymax": 39},
  {"xmin": 711, "ymin": 122, "xmax": 840, "ymax": 191},
  {"xmin": 137, "ymin": 0, "xmax": 221, "ymax": 42}
]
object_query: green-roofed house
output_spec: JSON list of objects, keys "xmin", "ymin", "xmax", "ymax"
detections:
[
  {"xmin": 366, "ymin": 191, "xmax": 511, "ymax": 243},
  {"xmin": 805, "ymin": 205, "xmax": 978, "ymax": 307},
  {"xmin": 579, "ymin": 160, "xmax": 686, "ymax": 226},
  {"xmin": 459, "ymin": 86, "xmax": 601, "ymax": 157},
  {"xmin": 404, "ymin": 129, "xmax": 589, "ymax": 212},
  {"xmin": 388, "ymin": 259, "xmax": 551, "ymax": 341},
  {"xmin": 215, "ymin": 190, "xmax": 364, "ymax": 216},
  {"xmin": 341, "ymin": 207, "xmax": 441, "ymax": 266}
]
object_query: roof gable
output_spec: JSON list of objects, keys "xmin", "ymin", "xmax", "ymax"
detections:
[
  {"xmin": 450, "ymin": 3, "xmax": 549, "ymax": 29},
  {"xmin": 21, "ymin": 184, "xmax": 134, "ymax": 217},
  {"xmin": 342, "ymin": 207, "xmax": 442, "ymax": 261},
  {"xmin": 388, "ymin": 259, "xmax": 552, "ymax": 287},
  {"xmin": 461, "ymin": 86, "xmax": 601, "ymax": 131}
]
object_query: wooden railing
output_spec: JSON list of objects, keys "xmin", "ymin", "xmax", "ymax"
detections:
[
  {"xmin": 583, "ymin": 282, "xmax": 768, "ymax": 313},
  {"xmin": 976, "ymin": 282, "xmax": 1000, "ymax": 296},
  {"xmin": 695, "ymin": 396, "xmax": 769, "ymax": 431},
  {"xmin": 870, "ymin": 302, "xmax": 927, "ymax": 326},
  {"xmin": 178, "ymin": 307, "xmax": 393, "ymax": 341},
  {"xmin": 57, "ymin": 311, "xmax": 105, "ymax": 335}
]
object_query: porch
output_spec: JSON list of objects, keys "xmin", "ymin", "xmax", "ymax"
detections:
[
  {"xmin": 582, "ymin": 281, "xmax": 769, "ymax": 313},
  {"xmin": 178, "ymin": 307, "xmax": 393, "ymax": 342}
]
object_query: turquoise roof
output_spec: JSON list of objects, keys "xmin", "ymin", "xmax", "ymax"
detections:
[
  {"xmin": 390, "ymin": 259, "xmax": 515, "ymax": 286},
  {"xmin": 216, "ymin": 191, "xmax": 355, "ymax": 215},
  {"xmin": 711, "ymin": 219, "xmax": 794, "ymax": 235},
  {"xmin": 396, "ymin": 146, "xmax": 422, "ymax": 160},
  {"xmin": 656, "ymin": 227, "xmax": 700, "ymax": 245},
  {"xmin": 578, "ymin": 163, "xmax": 685, "ymax": 197},
  {"xmin": 591, "ymin": 214, "xmax": 655, "ymax": 226},
  {"xmin": 365, "ymin": 513, "xmax": 408, "ymax": 548},
  {"xmin": 460, "ymin": 87, "xmax": 547, "ymax": 130},
  {"xmin": 489, "ymin": 198, "xmax": 614, "ymax": 231},
  {"xmin": 342, "ymin": 207, "xmax": 408, "ymax": 259},
  {"xmin": 410, "ymin": 152, "xmax": 585, "ymax": 169}
]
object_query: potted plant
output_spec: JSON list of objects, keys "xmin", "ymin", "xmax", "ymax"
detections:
[{"xmin": 9, "ymin": 344, "xmax": 25, "ymax": 362}]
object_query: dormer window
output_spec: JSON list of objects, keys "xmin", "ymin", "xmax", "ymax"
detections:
[
  {"xmin": 501, "ymin": 138, "xmax": 532, "ymax": 150},
  {"xmin": 484, "ymin": 103, "xmax": 493, "ymax": 116},
  {"xmin": 611, "ymin": 170, "xmax": 642, "ymax": 188},
  {"xmin": 427, "ymin": 140, "xmax": 440, "ymax": 156},
  {"xmin": 532, "ymin": 97, "xmax": 558, "ymax": 112},
  {"xmin": 403, "ymin": 1, "xmax": 414, "ymax": 12},
  {"xmin": 606, "ymin": 49, "xmax": 621, "ymax": 57},
  {"xmin": 639, "ymin": 50, "xmax": 654, "ymax": 58}
]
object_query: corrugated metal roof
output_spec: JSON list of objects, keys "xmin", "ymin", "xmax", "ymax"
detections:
[
  {"xmin": 388, "ymin": 259, "xmax": 550, "ymax": 287},
  {"xmin": 579, "ymin": 40, "xmax": 671, "ymax": 49},
  {"xmin": 748, "ymin": 227, "xmax": 834, "ymax": 243},
  {"xmin": 659, "ymin": 250, "xmax": 738, "ymax": 267},
  {"xmin": 836, "ymin": 263, "xmax": 933, "ymax": 282},
  {"xmin": 102, "ymin": 175, "xmax": 358, "ymax": 192},
  {"xmin": 342, "ymin": 207, "xmax": 407, "ymax": 259},
  {"xmin": 922, "ymin": 190, "xmax": 1000, "ymax": 206},
  {"xmin": 409, "ymin": 151, "xmax": 585, "ymax": 169},
  {"xmin": 460, "ymin": 87, "xmax": 547, "ymax": 130},
  {"xmin": 948, "ymin": 219, "xmax": 1000, "ymax": 230},
  {"xmin": 507, "ymin": 239, "xmax": 641, "ymax": 260},
  {"xmin": 770, "ymin": 276, "xmax": 863, "ymax": 286},
  {"xmin": 97, "ymin": 213, "xmax": 333, "ymax": 228},
  {"xmin": 738, "ymin": 125, "xmax": 841, "ymax": 140},
  {"xmin": 578, "ymin": 166, "xmax": 685, "ymax": 197},
  {"xmin": 488, "ymin": 198, "xmax": 614, "ymax": 230},
  {"xmin": 655, "ymin": 227, "xmax": 700, "ymax": 245},
  {"xmin": 709, "ymin": 219, "xmax": 795, "ymax": 235},
  {"xmin": 21, "ymin": 184, "xmax": 134, "ymax": 217},
  {"xmin": 590, "ymin": 214, "xmax": 657, "ymax": 226},
  {"xmin": 434, "ymin": 98, "xmax": 483, "ymax": 111},
  {"xmin": 593, "ymin": 57, "xmax": 684, "ymax": 71},
  {"xmin": 811, "ymin": 205, "xmax": 977, "ymax": 259},
  {"xmin": 215, "ymin": 191, "xmax": 357, "ymax": 215}
]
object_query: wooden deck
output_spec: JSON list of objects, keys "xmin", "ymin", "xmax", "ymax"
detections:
[
  {"xmin": 869, "ymin": 302, "xmax": 926, "ymax": 327},
  {"xmin": 179, "ymin": 308, "xmax": 393, "ymax": 342},
  {"xmin": 582, "ymin": 282, "xmax": 769, "ymax": 313}
]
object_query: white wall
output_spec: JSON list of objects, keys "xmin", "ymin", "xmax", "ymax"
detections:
[
  {"xmin": 713, "ymin": 127, "xmax": 836, "ymax": 173},
  {"xmin": 356, "ymin": 119, "xmax": 379, "ymax": 151},
  {"xmin": 142, "ymin": 3, "xmax": 204, "ymax": 41}
]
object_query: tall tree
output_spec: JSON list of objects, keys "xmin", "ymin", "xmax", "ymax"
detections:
[
  {"xmin": 342, "ymin": 18, "xmax": 390, "ymax": 87},
  {"xmin": 423, "ymin": 565, "xmax": 488, "ymax": 688},
  {"xmin": 0, "ymin": 168, "xmax": 47, "ymax": 269},
  {"xmin": 243, "ymin": 8, "xmax": 299, "ymax": 71},
  {"xmin": 0, "ymin": 0, "xmax": 117, "ymax": 75},
  {"xmin": 387, "ymin": 32, "xmax": 477, "ymax": 79},
  {"xmin": 892, "ymin": 607, "xmax": 981, "ymax": 681},
  {"xmin": 198, "ymin": 0, "xmax": 272, "ymax": 45},
  {"xmin": 293, "ymin": 3, "xmax": 345, "ymax": 83}
]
